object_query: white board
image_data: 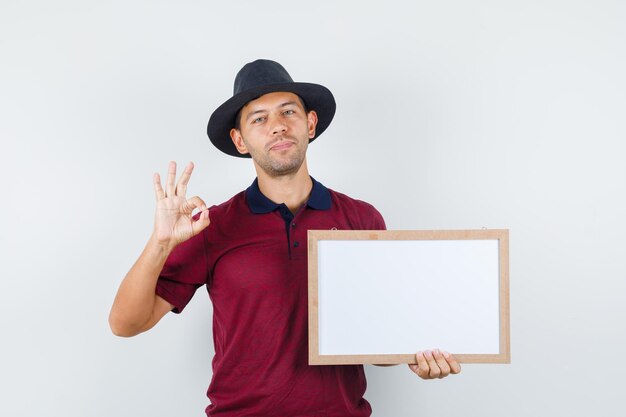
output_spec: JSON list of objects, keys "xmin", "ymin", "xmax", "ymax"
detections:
[{"xmin": 308, "ymin": 229, "xmax": 510, "ymax": 365}]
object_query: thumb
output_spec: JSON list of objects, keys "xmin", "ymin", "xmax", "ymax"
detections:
[{"xmin": 191, "ymin": 208, "xmax": 211, "ymax": 236}]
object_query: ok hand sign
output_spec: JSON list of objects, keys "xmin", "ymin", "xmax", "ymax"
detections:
[{"xmin": 152, "ymin": 161, "xmax": 210, "ymax": 252}]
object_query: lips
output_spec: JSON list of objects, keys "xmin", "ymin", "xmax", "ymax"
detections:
[{"xmin": 269, "ymin": 140, "xmax": 295, "ymax": 151}]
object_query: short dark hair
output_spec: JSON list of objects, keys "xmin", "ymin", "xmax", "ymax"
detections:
[{"xmin": 234, "ymin": 94, "xmax": 309, "ymax": 130}]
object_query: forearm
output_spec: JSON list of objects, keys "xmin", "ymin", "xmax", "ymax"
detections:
[{"xmin": 109, "ymin": 236, "xmax": 172, "ymax": 336}]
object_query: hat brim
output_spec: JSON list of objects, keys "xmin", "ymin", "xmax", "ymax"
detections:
[{"xmin": 207, "ymin": 82, "xmax": 336, "ymax": 158}]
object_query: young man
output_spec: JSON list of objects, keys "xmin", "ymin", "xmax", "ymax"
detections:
[{"xmin": 109, "ymin": 59, "xmax": 460, "ymax": 416}]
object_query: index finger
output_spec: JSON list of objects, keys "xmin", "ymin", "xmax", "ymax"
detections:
[{"xmin": 415, "ymin": 351, "xmax": 431, "ymax": 377}]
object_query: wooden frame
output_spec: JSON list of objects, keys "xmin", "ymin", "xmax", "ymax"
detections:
[{"xmin": 308, "ymin": 229, "xmax": 510, "ymax": 365}]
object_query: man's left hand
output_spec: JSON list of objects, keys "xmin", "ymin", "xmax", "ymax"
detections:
[{"xmin": 408, "ymin": 349, "xmax": 461, "ymax": 380}]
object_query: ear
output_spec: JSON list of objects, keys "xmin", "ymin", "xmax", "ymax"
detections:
[
  {"xmin": 230, "ymin": 128, "xmax": 249, "ymax": 155},
  {"xmin": 307, "ymin": 110, "xmax": 318, "ymax": 139}
]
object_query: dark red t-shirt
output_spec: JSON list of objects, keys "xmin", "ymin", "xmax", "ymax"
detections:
[{"xmin": 156, "ymin": 178, "xmax": 386, "ymax": 417}]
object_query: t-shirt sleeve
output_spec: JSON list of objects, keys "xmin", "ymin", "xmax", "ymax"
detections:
[
  {"xmin": 156, "ymin": 231, "xmax": 209, "ymax": 314},
  {"xmin": 363, "ymin": 203, "xmax": 387, "ymax": 231},
  {"xmin": 370, "ymin": 206, "xmax": 386, "ymax": 231}
]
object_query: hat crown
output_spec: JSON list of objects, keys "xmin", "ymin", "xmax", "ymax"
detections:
[{"xmin": 234, "ymin": 59, "xmax": 294, "ymax": 95}]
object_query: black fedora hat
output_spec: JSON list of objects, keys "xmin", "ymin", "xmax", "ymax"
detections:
[{"xmin": 207, "ymin": 59, "xmax": 336, "ymax": 158}]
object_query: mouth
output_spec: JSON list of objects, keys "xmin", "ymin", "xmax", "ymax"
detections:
[{"xmin": 269, "ymin": 139, "xmax": 295, "ymax": 151}]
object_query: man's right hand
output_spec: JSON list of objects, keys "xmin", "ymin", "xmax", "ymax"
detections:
[
  {"xmin": 109, "ymin": 161, "xmax": 209, "ymax": 337},
  {"xmin": 152, "ymin": 161, "xmax": 210, "ymax": 252}
]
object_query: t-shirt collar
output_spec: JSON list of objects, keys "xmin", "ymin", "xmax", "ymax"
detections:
[{"xmin": 246, "ymin": 176, "xmax": 331, "ymax": 214}]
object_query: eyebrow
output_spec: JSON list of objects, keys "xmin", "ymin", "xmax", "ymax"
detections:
[{"xmin": 245, "ymin": 101, "xmax": 299, "ymax": 121}]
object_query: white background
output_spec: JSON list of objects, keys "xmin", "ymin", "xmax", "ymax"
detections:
[{"xmin": 1, "ymin": 1, "xmax": 625, "ymax": 416}]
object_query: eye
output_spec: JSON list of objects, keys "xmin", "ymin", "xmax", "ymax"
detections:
[
  {"xmin": 283, "ymin": 109, "xmax": 295, "ymax": 115},
  {"xmin": 252, "ymin": 116, "xmax": 266, "ymax": 124}
]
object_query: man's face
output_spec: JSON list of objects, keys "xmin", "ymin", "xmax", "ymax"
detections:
[{"xmin": 230, "ymin": 91, "xmax": 318, "ymax": 178}]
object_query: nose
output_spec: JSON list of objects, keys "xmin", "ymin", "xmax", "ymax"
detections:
[{"xmin": 270, "ymin": 115, "xmax": 287, "ymax": 136}]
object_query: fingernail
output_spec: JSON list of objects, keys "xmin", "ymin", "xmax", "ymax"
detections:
[
  {"xmin": 425, "ymin": 350, "xmax": 431, "ymax": 356},
  {"xmin": 443, "ymin": 351, "xmax": 450, "ymax": 358},
  {"xmin": 434, "ymin": 348, "xmax": 440, "ymax": 355}
]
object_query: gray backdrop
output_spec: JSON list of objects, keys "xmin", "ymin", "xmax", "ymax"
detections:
[{"xmin": 2, "ymin": 0, "xmax": 625, "ymax": 416}]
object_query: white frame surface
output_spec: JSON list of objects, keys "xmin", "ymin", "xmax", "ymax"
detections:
[{"xmin": 308, "ymin": 229, "xmax": 510, "ymax": 365}]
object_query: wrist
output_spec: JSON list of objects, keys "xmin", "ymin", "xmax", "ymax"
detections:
[{"xmin": 147, "ymin": 234, "xmax": 176, "ymax": 257}]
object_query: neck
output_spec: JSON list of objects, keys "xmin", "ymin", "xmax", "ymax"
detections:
[{"xmin": 255, "ymin": 160, "xmax": 312, "ymax": 213}]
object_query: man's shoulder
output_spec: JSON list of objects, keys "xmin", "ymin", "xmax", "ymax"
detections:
[
  {"xmin": 206, "ymin": 190, "xmax": 248, "ymax": 219},
  {"xmin": 327, "ymin": 188, "xmax": 380, "ymax": 212},
  {"xmin": 326, "ymin": 187, "xmax": 386, "ymax": 230}
]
